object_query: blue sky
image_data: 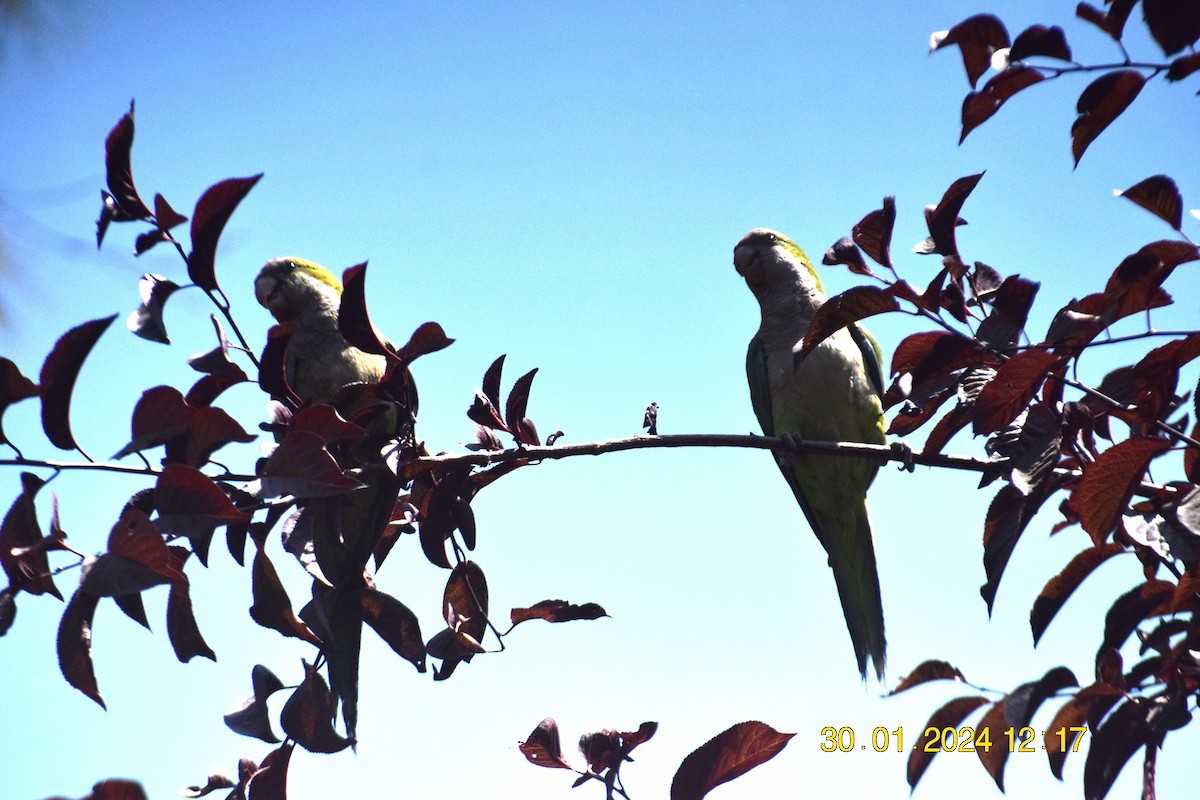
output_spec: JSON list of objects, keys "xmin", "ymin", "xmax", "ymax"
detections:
[{"xmin": 1, "ymin": 2, "xmax": 1198, "ymax": 799}]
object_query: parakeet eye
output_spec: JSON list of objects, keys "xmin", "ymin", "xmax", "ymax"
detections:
[{"xmin": 767, "ymin": 233, "xmax": 777, "ymax": 243}]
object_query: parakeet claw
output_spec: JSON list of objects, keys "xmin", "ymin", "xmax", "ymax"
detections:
[
  {"xmin": 778, "ymin": 432, "xmax": 804, "ymax": 464},
  {"xmin": 890, "ymin": 441, "xmax": 915, "ymax": 472}
]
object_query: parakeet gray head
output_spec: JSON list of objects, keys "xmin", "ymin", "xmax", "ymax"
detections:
[
  {"xmin": 253, "ymin": 256, "xmax": 387, "ymax": 406},
  {"xmin": 733, "ymin": 228, "xmax": 826, "ymax": 316},
  {"xmin": 255, "ymin": 257, "xmax": 344, "ymax": 322}
]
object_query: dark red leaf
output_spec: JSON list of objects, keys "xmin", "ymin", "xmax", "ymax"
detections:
[
  {"xmin": 1118, "ymin": 175, "xmax": 1183, "ymax": 231},
  {"xmin": 888, "ymin": 659, "xmax": 967, "ymax": 695},
  {"xmin": 1186, "ymin": 422, "xmax": 1200, "ymax": 482},
  {"xmin": 287, "ymin": 405, "xmax": 364, "ymax": 445},
  {"xmin": 925, "ymin": 173, "xmax": 984, "ymax": 257},
  {"xmin": 415, "ymin": 491, "xmax": 455, "ymax": 570},
  {"xmin": 821, "ymin": 237, "xmax": 870, "ymax": 276},
  {"xmin": 444, "ymin": 560, "xmax": 488, "ymax": 652},
  {"xmin": 916, "ymin": 370, "xmax": 986, "ymax": 455},
  {"xmin": 505, "ymin": 368, "xmax": 539, "ymax": 445},
  {"xmin": 980, "ymin": 484, "xmax": 1029, "ymax": 612},
  {"xmin": 133, "ymin": 228, "xmax": 170, "ymax": 256},
  {"xmin": 88, "ymin": 779, "xmax": 148, "ymax": 800},
  {"xmin": 82, "ymin": 544, "xmax": 177, "ymax": 599},
  {"xmin": 519, "ymin": 718, "xmax": 573, "ymax": 770},
  {"xmin": 258, "ymin": 322, "xmax": 301, "ymax": 406},
  {"xmin": 1124, "ymin": 334, "xmax": 1200, "ymax": 423},
  {"xmin": 126, "ymin": 274, "xmax": 180, "ymax": 343},
  {"xmin": 114, "ymin": 385, "xmax": 254, "ymax": 467},
  {"xmin": 1010, "ymin": 24, "xmax": 1072, "ymax": 61},
  {"xmin": 978, "ymin": 277, "xmax": 1039, "ymax": 350},
  {"xmin": 395, "ymin": 321, "xmax": 455, "ymax": 364},
  {"xmin": 799, "ymin": 286, "xmax": 899, "ymax": 358},
  {"xmin": 974, "ymin": 702, "xmax": 1010, "ymax": 789},
  {"xmin": 619, "ymin": 720, "xmax": 658, "ymax": 752},
  {"xmin": 224, "ymin": 664, "xmax": 285, "ymax": 743},
  {"xmin": 0, "ymin": 472, "xmax": 61, "ymax": 598},
  {"xmin": 245, "ymin": 742, "xmax": 294, "ymax": 800},
  {"xmin": 1043, "ymin": 300, "xmax": 1110, "ymax": 351},
  {"xmin": 281, "ymin": 661, "xmax": 352, "ymax": 753},
  {"xmin": 249, "ymin": 544, "xmax": 320, "ymax": 645},
  {"xmin": 107, "ymin": 508, "xmax": 183, "ymax": 580},
  {"xmin": 153, "ymin": 193, "xmax": 186, "ymax": 230},
  {"xmin": 467, "ymin": 391, "xmax": 508, "ymax": 432},
  {"xmin": 1072, "ymin": 70, "xmax": 1145, "ymax": 166},
  {"xmin": 1144, "ymin": 0, "xmax": 1200, "ymax": 55},
  {"xmin": 975, "ymin": 667, "xmax": 1078, "ymax": 790},
  {"xmin": 931, "ymin": 14, "xmax": 1011, "ymax": 88},
  {"xmin": 260, "ymin": 430, "xmax": 363, "ymax": 498},
  {"xmin": 1013, "ymin": 666, "xmax": 1080, "ymax": 724},
  {"xmin": 515, "ymin": 417, "xmax": 540, "ymax": 446},
  {"xmin": 155, "ymin": 464, "xmax": 250, "ymax": 563},
  {"xmin": 1031, "ymin": 543, "xmax": 1126, "ymax": 644},
  {"xmin": 179, "ymin": 770, "xmax": 235, "ymax": 798},
  {"xmin": 852, "ymin": 197, "xmax": 896, "ymax": 269},
  {"xmin": 425, "ymin": 627, "xmax": 476, "ymax": 680},
  {"xmin": 482, "ymin": 354, "xmax": 506, "ymax": 409},
  {"xmin": 891, "ymin": 332, "xmax": 993, "ymax": 388},
  {"xmin": 577, "ymin": 723, "xmax": 654, "ymax": 776},
  {"xmin": 102, "ymin": 100, "xmax": 151, "ymax": 221},
  {"xmin": 40, "ymin": 315, "xmax": 117, "ymax": 452},
  {"xmin": 187, "ymin": 174, "xmax": 262, "ymax": 293},
  {"xmin": 1076, "ymin": 0, "xmax": 1136, "ymax": 41},
  {"xmin": 932, "ymin": 265, "xmax": 968, "ymax": 321},
  {"xmin": 0, "ymin": 587, "xmax": 15, "ymax": 635},
  {"xmin": 1166, "ymin": 51, "xmax": 1200, "ymax": 81},
  {"xmin": 886, "ymin": 379, "xmax": 956, "ymax": 435},
  {"xmin": 166, "ymin": 547, "xmax": 214, "ymax": 663},
  {"xmin": 113, "ymin": 590, "xmax": 150, "ymax": 628},
  {"xmin": 187, "ymin": 316, "xmax": 244, "ymax": 380},
  {"xmin": 907, "ymin": 696, "xmax": 990, "ymax": 789},
  {"xmin": 96, "ymin": 193, "xmax": 118, "ymax": 247},
  {"xmin": 1069, "ymin": 437, "xmax": 1172, "ymax": 544},
  {"xmin": 1102, "ymin": 581, "xmax": 1175, "ymax": 653},
  {"xmin": 0, "ymin": 357, "xmax": 39, "ymax": 448},
  {"xmin": 961, "ymin": 66, "xmax": 1044, "ymax": 142},
  {"xmin": 350, "ymin": 586, "xmax": 426, "ymax": 672},
  {"xmin": 184, "ymin": 370, "xmax": 249, "ymax": 409},
  {"xmin": 670, "ymin": 720, "xmax": 795, "ymax": 800},
  {"xmin": 1113, "ymin": 240, "xmax": 1198, "ymax": 293},
  {"xmin": 1046, "ymin": 684, "xmax": 1123, "ymax": 778},
  {"xmin": 579, "ymin": 729, "xmax": 624, "ymax": 775},
  {"xmin": 56, "ymin": 589, "xmax": 104, "ymax": 707},
  {"xmin": 337, "ymin": 263, "xmax": 393, "ymax": 358},
  {"xmin": 972, "ymin": 350, "xmax": 1059, "ymax": 434},
  {"xmin": 80, "ymin": 549, "xmax": 177, "ymax": 599},
  {"xmin": 1084, "ymin": 698, "xmax": 1153, "ymax": 800},
  {"xmin": 510, "ymin": 599, "xmax": 609, "ymax": 627}
]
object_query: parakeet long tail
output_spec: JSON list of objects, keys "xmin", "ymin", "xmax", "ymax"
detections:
[{"xmin": 821, "ymin": 500, "xmax": 886, "ymax": 681}]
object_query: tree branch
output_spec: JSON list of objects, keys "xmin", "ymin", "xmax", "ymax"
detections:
[{"xmin": 410, "ymin": 433, "xmax": 999, "ymax": 474}]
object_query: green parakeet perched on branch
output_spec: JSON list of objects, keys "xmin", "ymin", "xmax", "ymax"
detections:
[
  {"xmin": 734, "ymin": 228, "xmax": 888, "ymax": 680},
  {"xmin": 255, "ymin": 257, "xmax": 387, "ymax": 405}
]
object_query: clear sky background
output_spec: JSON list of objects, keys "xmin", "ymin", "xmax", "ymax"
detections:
[{"xmin": 1, "ymin": 2, "xmax": 1197, "ymax": 799}]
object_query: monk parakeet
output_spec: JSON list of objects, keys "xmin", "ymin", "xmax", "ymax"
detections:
[
  {"xmin": 734, "ymin": 228, "xmax": 888, "ymax": 680},
  {"xmin": 254, "ymin": 257, "xmax": 387, "ymax": 406}
]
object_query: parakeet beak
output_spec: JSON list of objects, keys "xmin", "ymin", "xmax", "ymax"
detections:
[
  {"xmin": 734, "ymin": 243, "xmax": 764, "ymax": 286},
  {"xmin": 255, "ymin": 274, "xmax": 285, "ymax": 319}
]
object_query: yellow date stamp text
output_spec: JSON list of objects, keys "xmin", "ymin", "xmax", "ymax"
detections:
[{"xmin": 818, "ymin": 725, "xmax": 1089, "ymax": 754}]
